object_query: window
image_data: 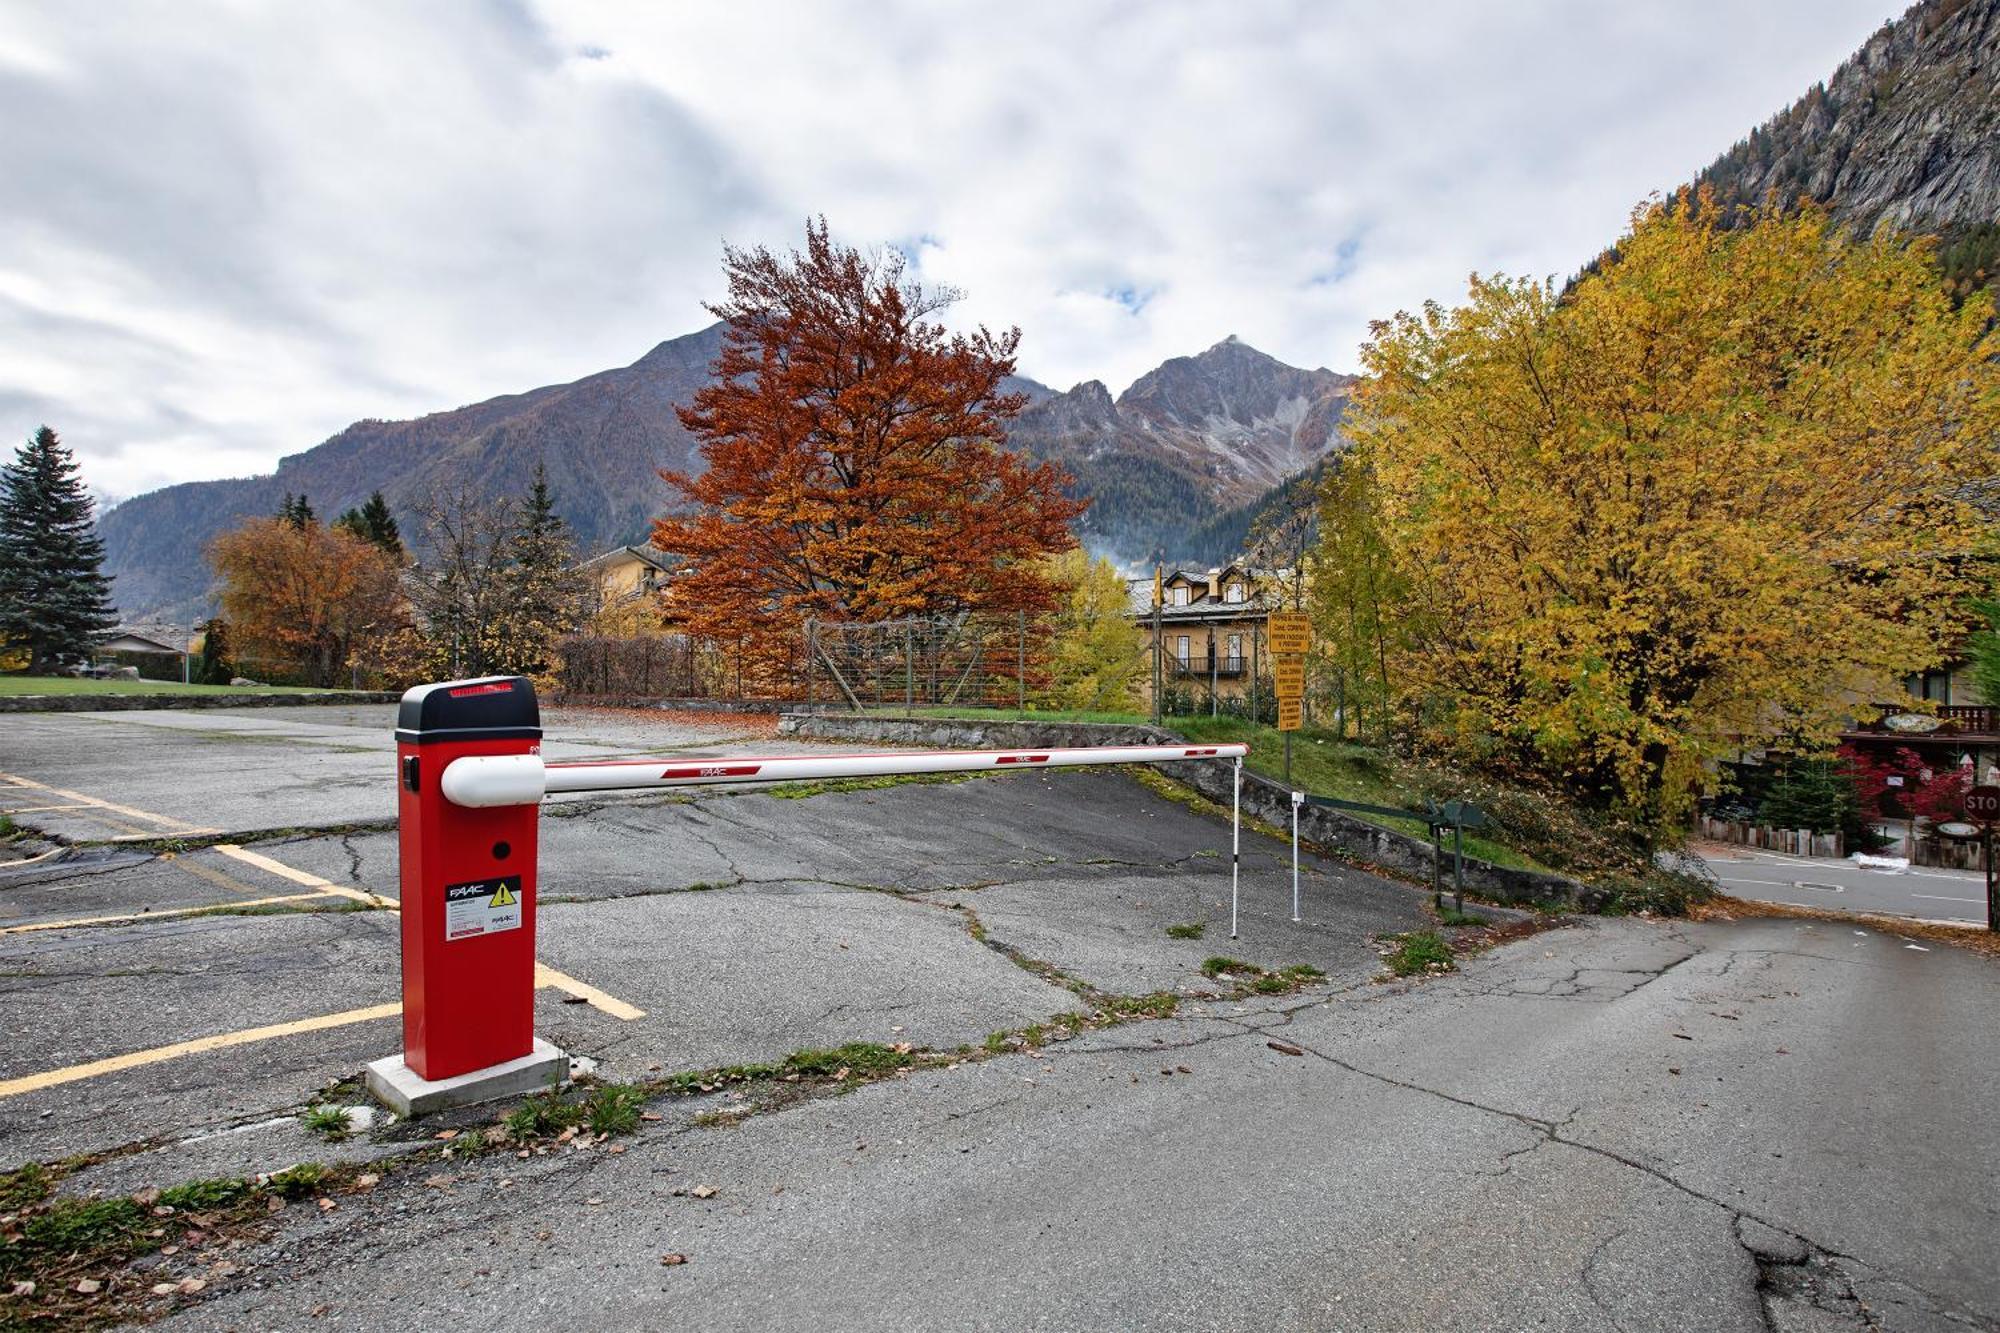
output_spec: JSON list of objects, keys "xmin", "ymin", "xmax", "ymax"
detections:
[
  {"xmin": 1176, "ymin": 635, "xmax": 1191, "ymax": 664},
  {"xmin": 1170, "ymin": 585, "xmax": 1189, "ymax": 607},
  {"xmin": 1227, "ymin": 634, "xmax": 1241, "ymax": 664},
  {"xmin": 1224, "ymin": 582, "xmax": 1244, "ymax": 603}
]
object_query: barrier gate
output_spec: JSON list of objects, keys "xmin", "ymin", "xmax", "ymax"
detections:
[{"xmin": 376, "ymin": 675, "xmax": 1249, "ymax": 1100}]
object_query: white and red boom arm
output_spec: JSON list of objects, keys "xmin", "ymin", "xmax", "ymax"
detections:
[{"xmin": 439, "ymin": 742, "xmax": 1247, "ymax": 809}]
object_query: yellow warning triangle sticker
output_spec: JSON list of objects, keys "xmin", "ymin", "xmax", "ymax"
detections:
[{"xmin": 488, "ymin": 882, "xmax": 517, "ymax": 908}]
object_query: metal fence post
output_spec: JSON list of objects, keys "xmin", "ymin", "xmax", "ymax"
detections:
[
  {"xmin": 805, "ymin": 619, "xmax": 816, "ymax": 706},
  {"xmin": 905, "ymin": 622, "xmax": 914, "ymax": 716},
  {"xmin": 1017, "ymin": 610, "xmax": 1026, "ymax": 716}
]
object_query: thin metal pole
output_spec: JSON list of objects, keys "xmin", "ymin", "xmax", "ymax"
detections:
[
  {"xmin": 1453, "ymin": 822, "xmax": 1465, "ymax": 914},
  {"xmin": 904, "ymin": 622, "xmax": 913, "ymax": 716},
  {"xmin": 1230, "ymin": 756, "xmax": 1241, "ymax": 940},
  {"xmin": 1152, "ymin": 581, "xmax": 1162, "ymax": 726},
  {"xmin": 1291, "ymin": 789, "xmax": 1302, "ymax": 923}
]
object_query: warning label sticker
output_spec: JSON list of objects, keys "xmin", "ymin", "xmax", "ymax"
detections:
[{"xmin": 444, "ymin": 875, "xmax": 524, "ymax": 942}]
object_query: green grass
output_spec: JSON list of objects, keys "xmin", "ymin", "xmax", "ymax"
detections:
[
  {"xmin": 583, "ymin": 1084, "xmax": 647, "ymax": 1136},
  {"xmin": 0, "ymin": 674, "xmax": 340, "ymax": 697},
  {"xmin": 1382, "ymin": 930, "xmax": 1455, "ymax": 977},
  {"xmin": 1165, "ymin": 921, "xmax": 1206, "ymax": 940},
  {"xmin": 1169, "ymin": 717, "xmax": 1545, "ymax": 871},
  {"xmin": 301, "ymin": 1104, "xmax": 355, "ymax": 1140},
  {"xmin": 843, "ymin": 704, "xmax": 1546, "ymax": 873}
]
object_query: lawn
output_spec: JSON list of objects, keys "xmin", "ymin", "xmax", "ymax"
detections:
[
  {"xmin": 0, "ymin": 675, "xmax": 336, "ymax": 697},
  {"xmin": 856, "ymin": 704, "xmax": 1544, "ymax": 871}
]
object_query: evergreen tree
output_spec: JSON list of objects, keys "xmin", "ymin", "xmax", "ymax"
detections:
[
  {"xmin": 335, "ymin": 491, "xmax": 404, "ymax": 559},
  {"xmin": 499, "ymin": 463, "xmax": 580, "ymax": 678},
  {"xmin": 194, "ymin": 617, "xmax": 234, "ymax": 685},
  {"xmin": 277, "ymin": 493, "xmax": 316, "ymax": 529},
  {"xmin": 0, "ymin": 426, "xmax": 118, "ymax": 674}
]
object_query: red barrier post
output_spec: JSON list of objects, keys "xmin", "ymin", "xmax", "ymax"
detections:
[{"xmin": 391, "ymin": 675, "xmax": 543, "ymax": 1081}]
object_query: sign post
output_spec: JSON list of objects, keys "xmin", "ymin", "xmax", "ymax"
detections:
[
  {"xmin": 1966, "ymin": 784, "xmax": 2000, "ymax": 933},
  {"xmin": 1268, "ymin": 611, "xmax": 1309, "ymax": 785}
]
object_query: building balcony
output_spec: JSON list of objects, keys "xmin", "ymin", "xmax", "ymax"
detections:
[
  {"xmin": 1843, "ymin": 702, "xmax": 2000, "ymax": 743},
  {"xmin": 1170, "ymin": 656, "xmax": 1247, "ymax": 679}
]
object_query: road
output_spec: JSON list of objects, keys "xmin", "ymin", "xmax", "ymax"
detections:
[
  {"xmin": 1697, "ymin": 845, "xmax": 1991, "ymax": 927},
  {"xmin": 0, "ymin": 703, "xmax": 1994, "ymax": 1331}
]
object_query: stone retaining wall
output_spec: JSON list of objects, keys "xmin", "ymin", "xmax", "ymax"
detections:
[
  {"xmin": 0, "ymin": 690, "xmax": 399, "ymax": 713},
  {"xmin": 778, "ymin": 712, "xmax": 1598, "ymax": 909}
]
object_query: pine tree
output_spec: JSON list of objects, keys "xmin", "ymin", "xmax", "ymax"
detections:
[
  {"xmin": 499, "ymin": 463, "xmax": 580, "ymax": 678},
  {"xmin": 277, "ymin": 493, "xmax": 316, "ymax": 529},
  {"xmin": 194, "ymin": 617, "xmax": 234, "ymax": 685},
  {"xmin": 335, "ymin": 491, "xmax": 404, "ymax": 559},
  {"xmin": 0, "ymin": 426, "xmax": 118, "ymax": 674}
]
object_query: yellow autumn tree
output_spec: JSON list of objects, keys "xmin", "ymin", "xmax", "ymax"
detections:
[
  {"xmin": 1035, "ymin": 548, "xmax": 1147, "ymax": 711},
  {"xmin": 210, "ymin": 515, "xmax": 408, "ymax": 688},
  {"xmin": 1341, "ymin": 191, "xmax": 2000, "ymax": 840}
]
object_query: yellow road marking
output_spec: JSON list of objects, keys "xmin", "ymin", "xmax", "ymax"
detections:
[
  {"xmin": 213, "ymin": 843, "xmax": 389, "ymax": 906},
  {"xmin": 214, "ymin": 847, "xmax": 643, "ymax": 1019},
  {"xmin": 535, "ymin": 963, "xmax": 648, "ymax": 1020},
  {"xmin": 0, "ymin": 968, "xmax": 639, "ymax": 1099},
  {"xmin": 0, "ymin": 892, "xmax": 332, "ymax": 936},
  {"xmin": 0, "ymin": 771, "xmax": 207, "ymax": 833},
  {"xmin": 169, "ymin": 854, "xmax": 282, "ymax": 901},
  {"xmin": 0, "ymin": 803, "xmax": 96, "ymax": 814},
  {"xmin": 0, "ymin": 1002, "xmax": 404, "ymax": 1099}
]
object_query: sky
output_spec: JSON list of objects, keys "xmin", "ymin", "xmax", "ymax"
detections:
[{"xmin": 1, "ymin": 0, "xmax": 1901, "ymax": 504}]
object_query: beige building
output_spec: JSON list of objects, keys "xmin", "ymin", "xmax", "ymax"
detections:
[
  {"xmin": 577, "ymin": 545, "xmax": 675, "ymax": 635},
  {"xmin": 1125, "ymin": 563, "xmax": 1276, "ymax": 706}
]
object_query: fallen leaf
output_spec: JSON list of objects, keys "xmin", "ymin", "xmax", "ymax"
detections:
[
  {"xmin": 607, "ymin": 1144, "xmax": 627, "ymax": 1155},
  {"xmin": 1267, "ymin": 1041, "xmax": 1305, "ymax": 1057},
  {"xmin": 690, "ymin": 1185, "xmax": 718, "ymax": 1199},
  {"xmin": 1176, "ymin": 1066, "xmax": 1192, "ymax": 1074},
  {"xmin": 585, "ymin": 1197, "xmax": 602, "ymax": 1207},
  {"xmin": 72, "ymin": 1279, "xmax": 98, "ymax": 1294},
  {"xmin": 316, "ymin": 1199, "xmax": 336, "ymax": 1212},
  {"xmin": 132, "ymin": 1187, "xmax": 161, "ymax": 1206},
  {"xmin": 11, "ymin": 1281, "xmax": 35, "ymax": 1298},
  {"xmin": 659, "ymin": 1253, "xmax": 688, "ymax": 1266},
  {"xmin": 423, "ymin": 1175, "xmax": 454, "ymax": 1189},
  {"xmin": 1672, "ymin": 1033, "xmax": 1693, "ymax": 1041},
  {"xmin": 640, "ymin": 1112, "xmax": 662, "ymax": 1122},
  {"xmin": 434, "ymin": 1130, "xmax": 459, "ymax": 1141},
  {"xmin": 178, "ymin": 1278, "xmax": 206, "ymax": 1295},
  {"xmin": 355, "ymin": 1174, "xmax": 379, "ymax": 1189},
  {"xmin": 561, "ymin": 995, "xmax": 589, "ymax": 1005},
  {"xmin": 1668, "ymin": 1067, "xmax": 1682, "ymax": 1076},
  {"xmin": 162, "ymin": 1244, "xmax": 179, "ymax": 1255},
  {"xmin": 151, "ymin": 1283, "xmax": 179, "ymax": 1296}
]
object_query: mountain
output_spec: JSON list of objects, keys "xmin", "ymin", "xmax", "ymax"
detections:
[
  {"xmin": 1693, "ymin": 0, "xmax": 2000, "ymax": 292},
  {"xmin": 99, "ymin": 329, "xmax": 1348, "ymax": 619},
  {"xmin": 1006, "ymin": 336, "xmax": 1355, "ymax": 563},
  {"xmin": 98, "ymin": 324, "xmax": 730, "ymax": 621}
]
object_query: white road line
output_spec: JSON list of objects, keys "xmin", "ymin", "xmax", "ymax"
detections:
[{"xmin": 1910, "ymin": 893, "xmax": 1984, "ymax": 904}]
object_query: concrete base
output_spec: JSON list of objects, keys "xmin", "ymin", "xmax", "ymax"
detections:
[{"xmin": 365, "ymin": 1039, "xmax": 569, "ymax": 1118}]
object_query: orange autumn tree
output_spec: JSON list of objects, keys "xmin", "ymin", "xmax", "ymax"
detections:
[
  {"xmin": 653, "ymin": 219, "xmax": 1086, "ymax": 685},
  {"xmin": 209, "ymin": 513, "xmax": 406, "ymax": 688}
]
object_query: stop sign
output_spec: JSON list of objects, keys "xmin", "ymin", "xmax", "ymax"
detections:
[{"xmin": 1965, "ymin": 785, "xmax": 2000, "ymax": 824}]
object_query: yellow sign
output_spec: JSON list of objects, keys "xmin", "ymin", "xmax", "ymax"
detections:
[
  {"xmin": 489, "ymin": 882, "xmax": 517, "ymax": 909},
  {"xmin": 1273, "ymin": 659, "xmax": 1306, "ymax": 698},
  {"xmin": 1276, "ymin": 700, "xmax": 1303, "ymax": 732},
  {"xmin": 1153, "ymin": 565, "xmax": 1163, "ymax": 610},
  {"xmin": 1267, "ymin": 612, "xmax": 1310, "ymax": 655}
]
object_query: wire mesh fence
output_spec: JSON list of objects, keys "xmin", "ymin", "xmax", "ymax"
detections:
[{"xmin": 553, "ymin": 634, "xmax": 754, "ymax": 700}]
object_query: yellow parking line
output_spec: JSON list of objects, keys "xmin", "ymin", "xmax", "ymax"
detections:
[
  {"xmin": 171, "ymin": 854, "xmax": 286, "ymax": 901},
  {"xmin": 214, "ymin": 847, "xmax": 644, "ymax": 1019},
  {"xmin": 535, "ymin": 963, "xmax": 648, "ymax": 1020},
  {"xmin": 0, "ymin": 771, "xmax": 207, "ymax": 833},
  {"xmin": 0, "ymin": 892, "xmax": 332, "ymax": 936},
  {"xmin": 0, "ymin": 803, "xmax": 96, "ymax": 814},
  {"xmin": 0, "ymin": 1002, "xmax": 404, "ymax": 1099},
  {"xmin": 213, "ymin": 843, "xmax": 389, "ymax": 906}
]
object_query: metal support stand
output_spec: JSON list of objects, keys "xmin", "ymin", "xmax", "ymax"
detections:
[
  {"xmin": 1988, "ymin": 827, "xmax": 1997, "ymax": 934},
  {"xmin": 1291, "ymin": 790, "xmax": 1303, "ymax": 923},
  {"xmin": 1453, "ymin": 822, "xmax": 1465, "ymax": 915},
  {"xmin": 1230, "ymin": 757, "xmax": 1242, "ymax": 940}
]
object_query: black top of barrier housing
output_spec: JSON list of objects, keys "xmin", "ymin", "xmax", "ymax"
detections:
[{"xmin": 396, "ymin": 676, "xmax": 542, "ymax": 745}]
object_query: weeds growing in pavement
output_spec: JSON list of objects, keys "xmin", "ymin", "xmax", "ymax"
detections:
[
  {"xmin": 1381, "ymin": 930, "xmax": 1454, "ymax": 976},
  {"xmin": 1165, "ymin": 922, "xmax": 1205, "ymax": 940},
  {"xmin": 301, "ymin": 1105, "xmax": 354, "ymax": 1141}
]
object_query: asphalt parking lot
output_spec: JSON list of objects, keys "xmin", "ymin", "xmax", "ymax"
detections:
[{"xmin": 2, "ymin": 703, "xmax": 1997, "ymax": 1332}]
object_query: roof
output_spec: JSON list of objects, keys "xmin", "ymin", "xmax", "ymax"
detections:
[
  {"xmin": 102, "ymin": 627, "xmax": 184, "ymax": 654},
  {"xmin": 576, "ymin": 544, "xmax": 676, "ymax": 574},
  {"xmin": 1123, "ymin": 568, "xmax": 1277, "ymax": 620}
]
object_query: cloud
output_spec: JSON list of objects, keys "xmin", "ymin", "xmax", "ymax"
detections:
[{"xmin": 0, "ymin": 0, "xmax": 1898, "ymax": 498}]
